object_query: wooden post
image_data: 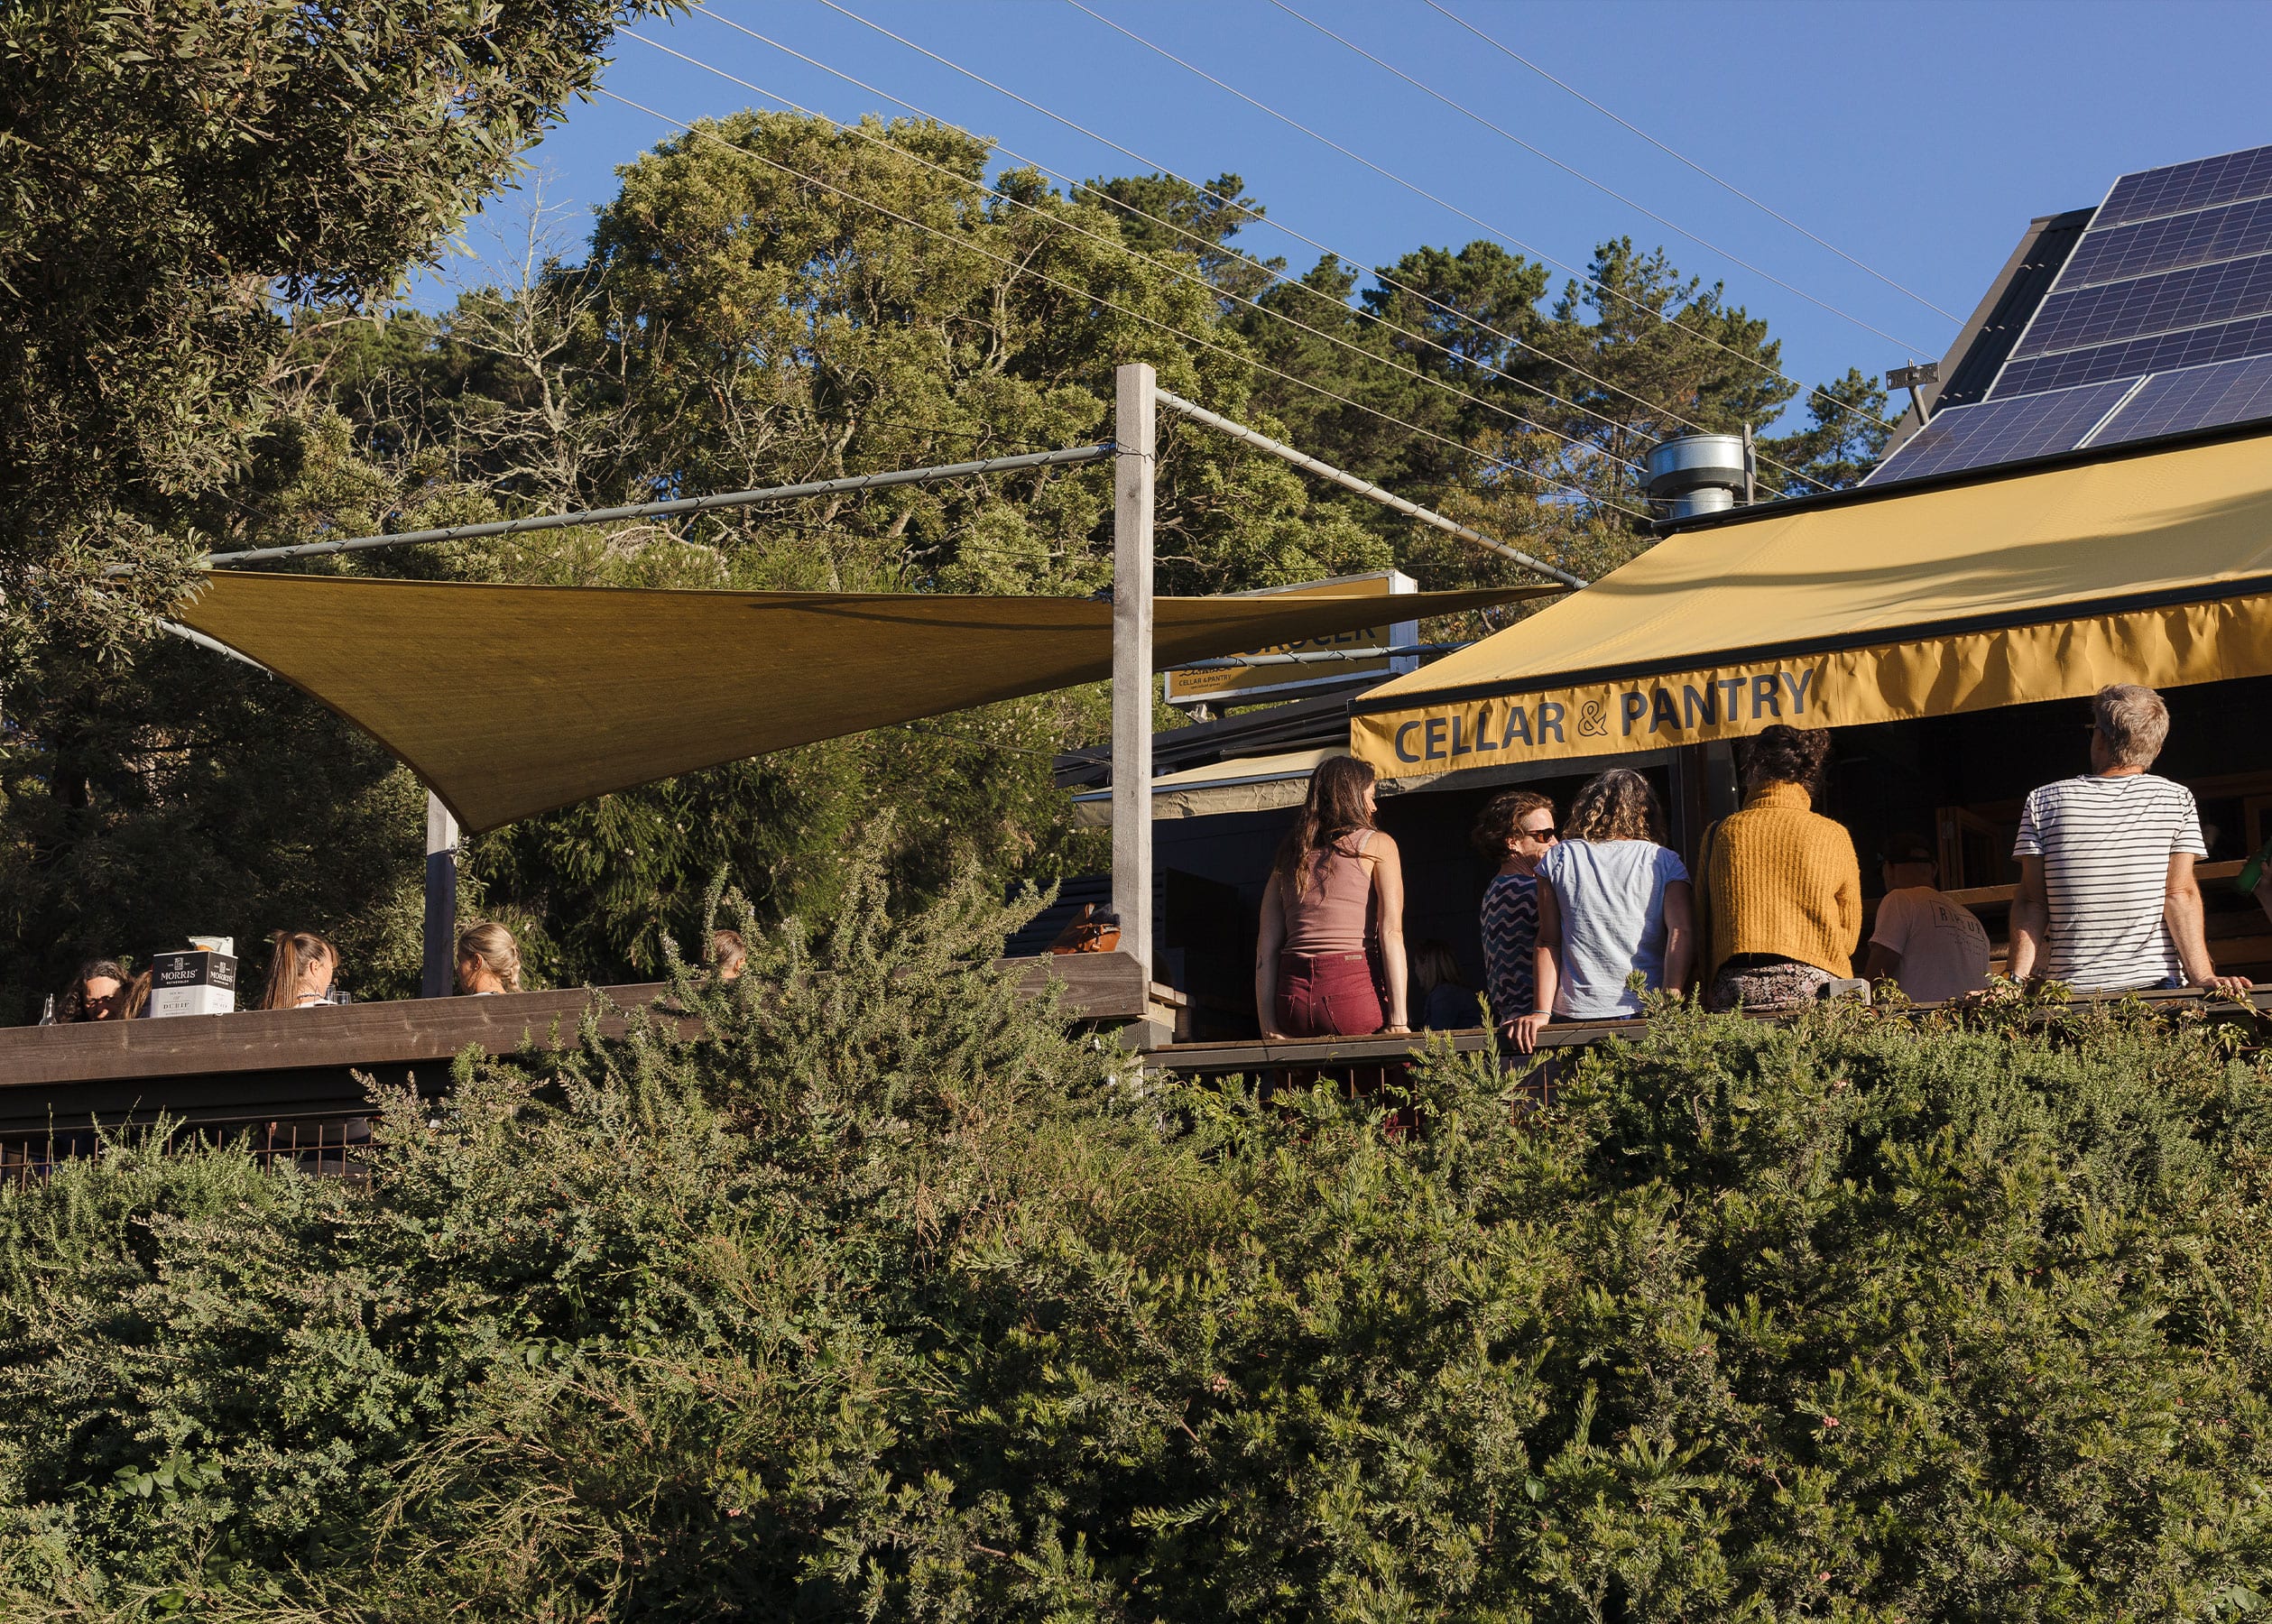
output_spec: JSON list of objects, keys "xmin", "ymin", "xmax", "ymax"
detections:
[
  {"xmin": 420, "ymin": 791, "xmax": 458, "ymax": 999},
  {"xmin": 1113, "ymin": 362, "xmax": 1156, "ymax": 975}
]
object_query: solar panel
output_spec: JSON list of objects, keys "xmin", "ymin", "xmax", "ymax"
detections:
[
  {"xmin": 2014, "ymin": 253, "xmax": 2272, "ymax": 359},
  {"xmin": 2095, "ymin": 144, "xmax": 2272, "ymax": 229},
  {"xmin": 2057, "ymin": 194, "xmax": 2272, "ymax": 291},
  {"xmin": 1991, "ymin": 312, "xmax": 2272, "ymax": 398},
  {"xmin": 1865, "ymin": 380, "xmax": 2135, "ymax": 484},
  {"xmin": 1870, "ymin": 143, "xmax": 2272, "ymax": 486},
  {"xmin": 2087, "ymin": 353, "xmax": 2272, "ymax": 448}
]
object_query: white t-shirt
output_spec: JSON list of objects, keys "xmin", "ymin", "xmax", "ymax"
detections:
[
  {"xmin": 1539, "ymin": 838, "xmax": 1689, "ymax": 1019},
  {"xmin": 2010, "ymin": 772, "xmax": 2206, "ymax": 992},
  {"xmin": 1870, "ymin": 887, "xmax": 1990, "ymax": 1003}
]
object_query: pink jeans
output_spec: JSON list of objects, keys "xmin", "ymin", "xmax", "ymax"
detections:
[{"xmin": 1275, "ymin": 950, "xmax": 1386, "ymax": 1037}]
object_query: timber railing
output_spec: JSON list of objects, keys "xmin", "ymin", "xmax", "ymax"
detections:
[{"xmin": 2, "ymin": 962, "xmax": 2267, "ymax": 1182}]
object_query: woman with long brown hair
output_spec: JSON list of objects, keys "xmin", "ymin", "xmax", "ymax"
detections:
[
  {"xmin": 1513, "ymin": 768, "xmax": 1694, "ymax": 1052},
  {"xmin": 260, "ymin": 930, "xmax": 339, "ymax": 1010},
  {"xmin": 1254, "ymin": 756, "xmax": 1408, "ymax": 1038}
]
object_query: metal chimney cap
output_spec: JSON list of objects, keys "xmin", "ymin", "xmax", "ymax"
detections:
[{"xmin": 1644, "ymin": 431, "xmax": 1748, "ymax": 499}]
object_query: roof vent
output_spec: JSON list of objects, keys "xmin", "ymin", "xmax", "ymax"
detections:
[{"xmin": 1646, "ymin": 431, "xmax": 1751, "ymax": 521}]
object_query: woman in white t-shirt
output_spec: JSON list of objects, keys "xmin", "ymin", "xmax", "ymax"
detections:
[
  {"xmin": 1513, "ymin": 769, "xmax": 1694, "ymax": 1051},
  {"xmin": 1861, "ymin": 832, "xmax": 1989, "ymax": 1003}
]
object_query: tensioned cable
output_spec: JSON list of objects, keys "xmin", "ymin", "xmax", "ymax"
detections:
[
  {"xmin": 1061, "ymin": 0, "xmax": 1897, "ymax": 434},
  {"xmin": 787, "ymin": 0, "xmax": 1843, "ymax": 484},
  {"xmin": 1423, "ymin": 0, "xmax": 1961, "ymax": 326},
  {"xmin": 625, "ymin": 28, "xmax": 1638, "ymax": 481},
  {"xmin": 1271, "ymin": 0, "xmax": 1934, "ymax": 353},
  {"xmin": 686, "ymin": 10, "xmax": 1827, "ymax": 495},
  {"xmin": 596, "ymin": 87, "xmax": 1651, "ymax": 528}
]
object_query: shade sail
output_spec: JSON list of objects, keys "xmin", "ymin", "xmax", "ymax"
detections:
[
  {"xmin": 1351, "ymin": 430, "xmax": 2272, "ymax": 780},
  {"xmin": 178, "ymin": 571, "xmax": 1550, "ymax": 831}
]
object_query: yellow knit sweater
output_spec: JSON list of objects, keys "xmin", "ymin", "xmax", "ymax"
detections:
[{"xmin": 1704, "ymin": 781, "xmax": 1863, "ymax": 980}]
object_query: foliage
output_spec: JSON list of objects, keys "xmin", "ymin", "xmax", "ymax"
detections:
[
  {"xmin": 0, "ymin": 859, "xmax": 2267, "ymax": 1618},
  {"xmin": 0, "ymin": 0, "xmax": 679, "ymax": 657}
]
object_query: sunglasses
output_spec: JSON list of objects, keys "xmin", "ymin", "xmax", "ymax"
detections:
[{"xmin": 1520, "ymin": 825, "xmax": 1561, "ymax": 841}]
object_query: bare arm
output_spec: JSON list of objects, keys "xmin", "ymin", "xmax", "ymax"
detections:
[
  {"xmin": 1661, "ymin": 878, "xmax": 1696, "ymax": 994},
  {"xmin": 2165, "ymin": 853, "xmax": 2251, "ymax": 993},
  {"xmin": 2008, "ymin": 856, "xmax": 2049, "ymax": 983},
  {"xmin": 1512, "ymin": 881, "xmax": 1562, "ymax": 1055},
  {"xmin": 1372, "ymin": 834, "xmax": 1409, "ymax": 1031},
  {"xmin": 1255, "ymin": 872, "xmax": 1287, "ymax": 1038},
  {"xmin": 1861, "ymin": 942, "xmax": 1903, "ymax": 985}
]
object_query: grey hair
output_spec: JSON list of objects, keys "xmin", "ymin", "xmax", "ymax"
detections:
[{"xmin": 2092, "ymin": 683, "xmax": 2169, "ymax": 770}]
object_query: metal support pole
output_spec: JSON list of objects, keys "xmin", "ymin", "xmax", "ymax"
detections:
[
  {"xmin": 1113, "ymin": 362, "xmax": 1157, "ymax": 977},
  {"xmin": 420, "ymin": 792, "xmax": 459, "ymax": 999},
  {"xmin": 1154, "ymin": 388, "xmax": 1587, "ymax": 588}
]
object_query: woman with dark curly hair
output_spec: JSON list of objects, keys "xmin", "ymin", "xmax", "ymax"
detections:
[
  {"xmin": 1515, "ymin": 769, "xmax": 1693, "ymax": 1052},
  {"xmin": 1700, "ymin": 724, "xmax": 1862, "ymax": 1010}
]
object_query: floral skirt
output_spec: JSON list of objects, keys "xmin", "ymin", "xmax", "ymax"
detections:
[{"xmin": 1706, "ymin": 955, "xmax": 1833, "ymax": 1012}]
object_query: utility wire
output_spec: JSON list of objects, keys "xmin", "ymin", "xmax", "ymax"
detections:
[
  {"xmin": 627, "ymin": 27, "xmax": 1639, "ymax": 480},
  {"xmin": 1061, "ymin": 0, "xmax": 1897, "ymax": 434},
  {"xmin": 788, "ymin": 0, "xmax": 1843, "ymax": 485},
  {"xmin": 1423, "ymin": 0, "xmax": 1960, "ymax": 325},
  {"xmin": 689, "ymin": 7, "xmax": 1827, "ymax": 494},
  {"xmin": 1271, "ymin": 0, "xmax": 1934, "ymax": 353},
  {"xmin": 596, "ymin": 87, "xmax": 1651, "ymax": 529}
]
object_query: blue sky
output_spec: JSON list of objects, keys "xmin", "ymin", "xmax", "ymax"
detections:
[{"xmin": 419, "ymin": 0, "xmax": 2272, "ymax": 429}]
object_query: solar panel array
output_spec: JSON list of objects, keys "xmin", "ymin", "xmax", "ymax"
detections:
[{"xmin": 1869, "ymin": 143, "xmax": 2272, "ymax": 485}]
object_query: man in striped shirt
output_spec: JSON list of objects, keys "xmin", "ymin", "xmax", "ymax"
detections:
[{"xmin": 2008, "ymin": 684, "xmax": 2251, "ymax": 996}]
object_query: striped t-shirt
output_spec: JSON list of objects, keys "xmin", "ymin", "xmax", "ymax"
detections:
[
  {"xmin": 2011, "ymin": 772, "xmax": 2206, "ymax": 992},
  {"xmin": 1479, "ymin": 872, "xmax": 1540, "ymax": 1022}
]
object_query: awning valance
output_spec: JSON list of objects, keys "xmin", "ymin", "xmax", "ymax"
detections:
[
  {"xmin": 1351, "ymin": 430, "xmax": 2272, "ymax": 780},
  {"xmin": 177, "ymin": 571, "xmax": 1550, "ymax": 831}
]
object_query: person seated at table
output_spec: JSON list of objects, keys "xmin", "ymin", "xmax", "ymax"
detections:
[
  {"xmin": 1702, "ymin": 725, "xmax": 1863, "ymax": 1011},
  {"xmin": 57, "ymin": 959, "xmax": 129, "ymax": 1022},
  {"xmin": 1515, "ymin": 769, "xmax": 1693, "ymax": 1053},
  {"xmin": 1473, "ymin": 789, "xmax": 1557, "ymax": 1038},
  {"xmin": 1254, "ymin": 756, "xmax": 1409, "ymax": 1038},
  {"xmin": 456, "ymin": 921, "xmax": 524, "ymax": 996},
  {"xmin": 259, "ymin": 929, "xmax": 339, "ymax": 1010},
  {"xmin": 1861, "ymin": 832, "xmax": 1990, "ymax": 1003},
  {"xmin": 2009, "ymin": 683, "xmax": 2251, "ymax": 996},
  {"xmin": 123, "ymin": 966, "xmax": 152, "ymax": 1019},
  {"xmin": 1408, "ymin": 939, "xmax": 1484, "ymax": 1030},
  {"xmin": 708, "ymin": 927, "xmax": 747, "ymax": 983}
]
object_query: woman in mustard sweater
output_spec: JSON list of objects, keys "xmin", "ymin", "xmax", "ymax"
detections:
[{"xmin": 1702, "ymin": 725, "xmax": 1862, "ymax": 1010}]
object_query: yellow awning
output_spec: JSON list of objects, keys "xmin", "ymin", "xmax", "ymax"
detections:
[
  {"xmin": 1352, "ymin": 431, "xmax": 2272, "ymax": 779},
  {"xmin": 178, "ymin": 571, "xmax": 1549, "ymax": 831}
]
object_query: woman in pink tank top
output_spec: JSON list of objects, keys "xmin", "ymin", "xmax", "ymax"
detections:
[{"xmin": 1255, "ymin": 757, "xmax": 1409, "ymax": 1038}]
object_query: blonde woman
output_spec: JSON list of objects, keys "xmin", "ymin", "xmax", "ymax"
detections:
[
  {"xmin": 455, "ymin": 922, "xmax": 522, "ymax": 995},
  {"xmin": 260, "ymin": 930, "xmax": 339, "ymax": 1010},
  {"xmin": 1515, "ymin": 769, "xmax": 1694, "ymax": 1052}
]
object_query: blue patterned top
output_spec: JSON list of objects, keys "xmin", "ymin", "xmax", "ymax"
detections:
[{"xmin": 1479, "ymin": 871, "xmax": 1540, "ymax": 1023}]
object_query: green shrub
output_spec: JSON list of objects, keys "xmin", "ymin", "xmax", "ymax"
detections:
[{"xmin": 0, "ymin": 864, "xmax": 2268, "ymax": 1619}]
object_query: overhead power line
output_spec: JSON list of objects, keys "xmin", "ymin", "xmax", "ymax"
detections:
[
  {"xmin": 691, "ymin": 4, "xmax": 1833, "ymax": 494},
  {"xmin": 799, "ymin": 0, "xmax": 1844, "ymax": 488},
  {"xmin": 625, "ymin": 27, "xmax": 1638, "ymax": 483},
  {"xmin": 1270, "ymin": 0, "xmax": 1935, "ymax": 353},
  {"xmin": 1060, "ymin": 0, "xmax": 1897, "ymax": 435},
  {"xmin": 596, "ymin": 88, "xmax": 1651, "ymax": 529},
  {"xmin": 1423, "ymin": 0, "xmax": 1961, "ymax": 326}
]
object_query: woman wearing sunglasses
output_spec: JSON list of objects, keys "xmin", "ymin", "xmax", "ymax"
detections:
[{"xmin": 1472, "ymin": 790, "xmax": 1559, "ymax": 1042}]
